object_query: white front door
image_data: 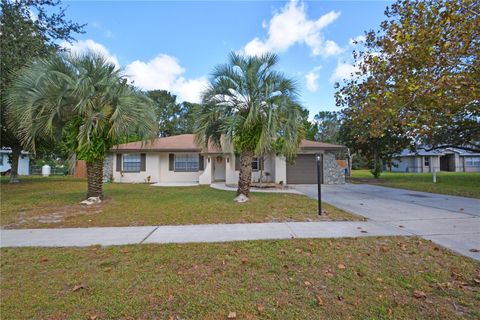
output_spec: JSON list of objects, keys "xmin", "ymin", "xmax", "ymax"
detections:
[{"xmin": 213, "ymin": 155, "xmax": 226, "ymax": 181}]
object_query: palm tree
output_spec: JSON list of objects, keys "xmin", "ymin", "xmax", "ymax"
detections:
[
  {"xmin": 196, "ymin": 52, "xmax": 304, "ymax": 199},
  {"xmin": 6, "ymin": 52, "xmax": 157, "ymax": 199}
]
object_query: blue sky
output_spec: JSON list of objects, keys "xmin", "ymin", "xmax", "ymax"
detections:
[{"xmin": 62, "ymin": 0, "xmax": 391, "ymax": 117}]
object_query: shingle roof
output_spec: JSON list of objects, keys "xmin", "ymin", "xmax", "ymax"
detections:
[
  {"xmin": 112, "ymin": 134, "xmax": 346, "ymax": 152},
  {"xmin": 299, "ymin": 140, "xmax": 345, "ymax": 150}
]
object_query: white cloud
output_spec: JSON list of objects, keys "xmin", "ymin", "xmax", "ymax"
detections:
[
  {"xmin": 243, "ymin": 0, "xmax": 342, "ymax": 57},
  {"xmin": 60, "ymin": 39, "xmax": 120, "ymax": 68},
  {"xmin": 305, "ymin": 66, "xmax": 322, "ymax": 92},
  {"xmin": 124, "ymin": 54, "xmax": 208, "ymax": 103},
  {"xmin": 60, "ymin": 40, "xmax": 207, "ymax": 103},
  {"xmin": 330, "ymin": 61, "xmax": 357, "ymax": 83}
]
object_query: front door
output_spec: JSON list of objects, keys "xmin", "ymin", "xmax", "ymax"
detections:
[
  {"xmin": 440, "ymin": 155, "xmax": 451, "ymax": 171},
  {"xmin": 213, "ymin": 155, "xmax": 226, "ymax": 181}
]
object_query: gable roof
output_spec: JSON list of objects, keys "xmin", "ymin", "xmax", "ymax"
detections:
[
  {"xmin": 112, "ymin": 134, "xmax": 345, "ymax": 152},
  {"xmin": 299, "ymin": 140, "xmax": 345, "ymax": 150}
]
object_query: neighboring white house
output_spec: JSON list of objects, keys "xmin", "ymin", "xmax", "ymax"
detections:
[
  {"xmin": 0, "ymin": 149, "xmax": 30, "ymax": 175},
  {"xmin": 110, "ymin": 134, "xmax": 346, "ymax": 185},
  {"xmin": 391, "ymin": 148, "xmax": 480, "ymax": 173}
]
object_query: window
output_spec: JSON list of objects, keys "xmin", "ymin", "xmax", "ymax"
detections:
[
  {"xmin": 123, "ymin": 154, "xmax": 141, "ymax": 172},
  {"xmin": 175, "ymin": 153, "xmax": 199, "ymax": 172},
  {"xmin": 465, "ymin": 157, "xmax": 480, "ymax": 167},
  {"xmin": 251, "ymin": 157, "xmax": 259, "ymax": 171},
  {"xmin": 424, "ymin": 156, "xmax": 430, "ymax": 167},
  {"xmin": 0, "ymin": 154, "xmax": 3, "ymax": 166}
]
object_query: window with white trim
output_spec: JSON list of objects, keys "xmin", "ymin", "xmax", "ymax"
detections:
[
  {"xmin": 424, "ymin": 156, "xmax": 430, "ymax": 167},
  {"xmin": 251, "ymin": 157, "xmax": 259, "ymax": 171},
  {"xmin": 465, "ymin": 157, "xmax": 480, "ymax": 167},
  {"xmin": 123, "ymin": 154, "xmax": 141, "ymax": 172},
  {"xmin": 175, "ymin": 153, "xmax": 199, "ymax": 172}
]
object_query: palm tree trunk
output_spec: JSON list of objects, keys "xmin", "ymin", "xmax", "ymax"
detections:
[
  {"xmin": 237, "ymin": 150, "xmax": 253, "ymax": 197},
  {"xmin": 9, "ymin": 147, "xmax": 21, "ymax": 184},
  {"xmin": 86, "ymin": 159, "xmax": 104, "ymax": 199}
]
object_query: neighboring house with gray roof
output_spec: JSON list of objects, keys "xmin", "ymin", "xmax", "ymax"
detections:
[
  {"xmin": 111, "ymin": 134, "xmax": 347, "ymax": 185},
  {"xmin": 0, "ymin": 149, "xmax": 30, "ymax": 176},
  {"xmin": 391, "ymin": 147, "xmax": 480, "ymax": 173}
]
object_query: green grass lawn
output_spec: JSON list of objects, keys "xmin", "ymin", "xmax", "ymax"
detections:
[
  {"xmin": 1, "ymin": 237, "xmax": 479, "ymax": 319},
  {"xmin": 350, "ymin": 170, "xmax": 480, "ymax": 199},
  {"xmin": 0, "ymin": 176, "xmax": 359, "ymax": 229}
]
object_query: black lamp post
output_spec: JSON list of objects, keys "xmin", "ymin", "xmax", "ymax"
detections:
[{"xmin": 315, "ymin": 153, "xmax": 322, "ymax": 216}]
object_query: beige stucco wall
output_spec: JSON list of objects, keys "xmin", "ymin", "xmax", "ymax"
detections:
[
  {"xmin": 225, "ymin": 153, "xmax": 239, "ymax": 185},
  {"xmin": 274, "ymin": 156, "xmax": 287, "ymax": 184},
  {"xmin": 226, "ymin": 153, "xmax": 278, "ymax": 185},
  {"xmin": 199, "ymin": 155, "xmax": 213, "ymax": 184},
  {"xmin": 113, "ymin": 153, "xmax": 160, "ymax": 183},
  {"xmin": 158, "ymin": 153, "xmax": 202, "ymax": 183},
  {"xmin": 113, "ymin": 152, "xmax": 203, "ymax": 183},
  {"xmin": 111, "ymin": 151, "xmax": 299, "ymax": 184}
]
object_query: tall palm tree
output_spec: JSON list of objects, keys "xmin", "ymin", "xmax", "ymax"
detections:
[
  {"xmin": 196, "ymin": 52, "xmax": 304, "ymax": 199},
  {"xmin": 6, "ymin": 52, "xmax": 157, "ymax": 199}
]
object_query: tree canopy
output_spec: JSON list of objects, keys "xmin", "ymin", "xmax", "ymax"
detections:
[
  {"xmin": 0, "ymin": 0, "xmax": 84, "ymax": 182},
  {"xmin": 196, "ymin": 52, "xmax": 304, "ymax": 198},
  {"xmin": 6, "ymin": 53, "xmax": 157, "ymax": 198},
  {"xmin": 336, "ymin": 0, "xmax": 480, "ymax": 157},
  {"xmin": 147, "ymin": 90, "xmax": 198, "ymax": 137}
]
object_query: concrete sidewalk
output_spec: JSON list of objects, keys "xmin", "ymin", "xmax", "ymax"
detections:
[
  {"xmin": 0, "ymin": 221, "xmax": 410, "ymax": 248},
  {"xmin": 293, "ymin": 183, "xmax": 480, "ymax": 260}
]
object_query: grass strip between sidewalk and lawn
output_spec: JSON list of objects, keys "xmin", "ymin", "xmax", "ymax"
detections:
[
  {"xmin": 1, "ymin": 237, "xmax": 479, "ymax": 319},
  {"xmin": 0, "ymin": 176, "xmax": 360, "ymax": 229},
  {"xmin": 349, "ymin": 170, "xmax": 480, "ymax": 199}
]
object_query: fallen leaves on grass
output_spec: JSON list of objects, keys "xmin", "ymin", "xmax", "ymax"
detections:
[
  {"xmin": 324, "ymin": 268, "xmax": 335, "ymax": 277},
  {"xmin": 257, "ymin": 304, "xmax": 265, "ymax": 312},
  {"xmin": 337, "ymin": 263, "xmax": 346, "ymax": 270},
  {"xmin": 227, "ymin": 311, "xmax": 237, "ymax": 319},
  {"xmin": 380, "ymin": 245, "xmax": 389, "ymax": 253},
  {"xmin": 316, "ymin": 295, "xmax": 324, "ymax": 306},
  {"xmin": 71, "ymin": 284, "xmax": 85, "ymax": 292},
  {"xmin": 120, "ymin": 248, "xmax": 129, "ymax": 254},
  {"xmin": 304, "ymin": 281, "xmax": 312, "ymax": 287},
  {"xmin": 40, "ymin": 257, "xmax": 48, "ymax": 262},
  {"xmin": 413, "ymin": 290, "xmax": 427, "ymax": 299}
]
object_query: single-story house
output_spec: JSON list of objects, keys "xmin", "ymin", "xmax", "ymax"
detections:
[
  {"xmin": 0, "ymin": 149, "xmax": 30, "ymax": 175},
  {"xmin": 110, "ymin": 134, "xmax": 346, "ymax": 185},
  {"xmin": 391, "ymin": 147, "xmax": 480, "ymax": 173}
]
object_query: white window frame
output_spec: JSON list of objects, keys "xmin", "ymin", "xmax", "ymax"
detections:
[
  {"xmin": 424, "ymin": 156, "xmax": 430, "ymax": 167},
  {"xmin": 175, "ymin": 153, "xmax": 199, "ymax": 172},
  {"xmin": 465, "ymin": 157, "xmax": 480, "ymax": 167},
  {"xmin": 251, "ymin": 157, "xmax": 259, "ymax": 171},
  {"xmin": 123, "ymin": 153, "xmax": 141, "ymax": 172}
]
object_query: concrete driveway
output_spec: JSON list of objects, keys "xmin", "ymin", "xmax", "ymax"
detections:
[{"xmin": 293, "ymin": 183, "xmax": 480, "ymax": 260}]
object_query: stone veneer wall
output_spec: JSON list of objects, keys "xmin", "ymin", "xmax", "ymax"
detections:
[
  {"xmin": 103, "ymin": 154, "xmax": 113, "ymax": 182},
  {"xmin": 323, "ymin": 152, "xmax": 345, "ymax": 184}
]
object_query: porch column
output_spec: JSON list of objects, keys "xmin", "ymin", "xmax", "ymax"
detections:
[
  {"xmin": 199, "ymin": 156, "xmax": 213, "ymax": 185},
  {"xmin": 274, "ymin": 155, "xmax": 287, "ymax": 184}
]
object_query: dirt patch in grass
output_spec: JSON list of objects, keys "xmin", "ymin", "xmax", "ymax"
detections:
[
  {"xmin": 4, "ymin": 202, "xmax": 106, "ymax": 228},
  {"xmin": 1, "ymin": 176, "xmax": 361, "ymax": 229},
  {"xmin": 1, "ymin": 237, "xmax": 479, "ymax": 319}
]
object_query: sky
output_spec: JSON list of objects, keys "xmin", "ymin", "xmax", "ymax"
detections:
[{"xmin": 61, "ymin": 0, "xmax": 391, "ymax": 117}]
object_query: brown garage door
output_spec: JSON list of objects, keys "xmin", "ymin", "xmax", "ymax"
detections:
[{"xmin": 287, "ymin": 154, "xmax": 322, "ymax": 184}]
